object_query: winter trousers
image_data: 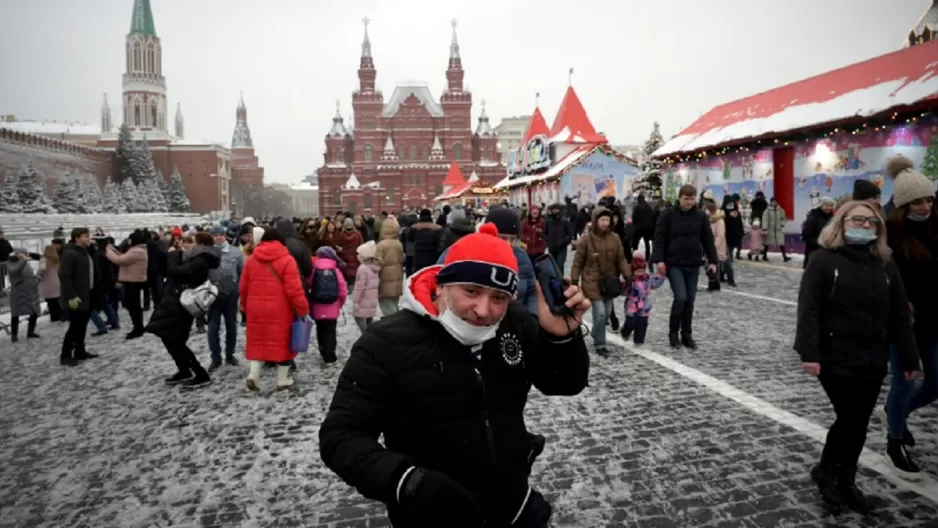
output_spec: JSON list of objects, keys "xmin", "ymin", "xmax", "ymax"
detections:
[
  {"xmin": 316, "ymin": 319, "xmax": 338, "ymax": 362},
  {"xmin": 549, "ymin": 246, "xmax": 568, "ymax": 275},
  {"xmin": 354, "ymin": 317, "xmax": 372, "ymax": 333},
  {"xmin": 46, "ymin": 298, "xmax": 64, "ymax": 322},
  {"xmin": 61, "ymin": 310, "xmax": 91, "ymax": 359},
  {"xmin": 818, "ymin": 371, "xmax": 883, "ymax": 472},
  {"xmin": 161, "ymin": 335, "xmax": 209, "ymax": 379},
  {"xmin": 10, "ymin": 314, "xmax": 37, "ymax": 338},
  {"xmin": 121, "ymin": 282, "xmax": 146, "ymax": 332},
  {"xmin": 207, "ymin": 294, "xmax": 239, "ymax": 363},
  {"xmin": 378, "ymin": 297, "xmax": 399, "ymax": 317},
  {"xmin": 666, "ymin": 266, "xmax": 699, "ymax": 335},
  {"xmin": 886, "ymin": 337, "xmax": 938, "ymax": 440},
  {"xmin": 632, "ymin": 229, "xmax": 653, "ymax": 262},
  {"xmin": 622, "ymin": 315, "xmax": 649, "ymax": 344}
]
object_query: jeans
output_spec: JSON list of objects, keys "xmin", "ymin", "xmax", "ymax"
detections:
[
  {"xmin": 378, "ymin": 297, "xmax": 399, "ymax": 317},
  {"xmin": 354, "ymin": 317, "xmax": 372, "ymax": 333},
  {"xmin": 819, "ymin": 371, "xmax": 883, "ymax": 469},
  {"xmin": 549, "ymin": 246, "xmax": 568, "ymax": 275},
  {"xmin": 590, "ymin": 299, "xmax": 614, "ymax": 347},
  {"xmin": 666, "ymin": 266, "xmax": 699, "ymax": 335},
  {"xmin": 90, "ymin": 302, "xmax": 120, "ymax": 331},
  {"xmin": 208, "ymin": 294, "xmax": 239, "ymax": 362},
  {"xmin": 723, "ymin": 246, "xmax": 736, "ymax": 283},
  {"xmin": 61, "ymin": 310, "xmax": 91, "ymax": 359},
  {"xmin": 885, "ymin": 337, "xmax": 938, "ymax": 439},
  {"xmin": 122, "ymin": 282, "xmax": 145, "ymax": 332}
]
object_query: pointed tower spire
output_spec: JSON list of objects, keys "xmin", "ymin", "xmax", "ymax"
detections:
[
  {"xmin": 521, "ymin": 107, "xmax": 550, "ymax": 144},
  {"xmin": 357, "ymin": 16, "xmax": 377, "ymax": 93},
  {"xmin": 474, "ymin": 99, "xmax": 494, "ymax": 136},
  {"xmin": 101, "ymin": 93, "xmax": 113, "ymax": 133},
  {"xmin": 548, "ymin": 85, "xmax": 606, "ymax": 144},
  {"xmin": 381, "ymin": 136, "xmax": 399, "ymax": 161},
  {"xmin": 123, "ymin": 0, "xmax": 166, "ymax": 134},
  {"xmin": 231, "ymin": 93, "xmax": 254, "ymax": 148},
  {"xmin": 429, "ymin": 133, "xmax": 446, "ymax": 161},
  {"xmin": 449, "ymin": 18, "xmax": 460, "ymax": 60},
  {"xmin": 328, "ymin": 100, "xmax": 349, "ymax": 138},
  {"xmin": 130, "ymin": 0, "xmax": 157, "ymax": 36},
  {"xmin": 445, "ymin": 19, "xmax": 464, "ymax": 93},
  {"xmin": 174, "ymin": 102, "xmax": 184, "ymax": 139},
  {"xmin": 362, "ymin": 16, "xmax": 372, "ymax": 58}
]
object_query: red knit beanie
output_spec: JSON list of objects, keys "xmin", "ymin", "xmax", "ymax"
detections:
[
  {"xmin": 436, "ymin": 223, "xmax": 519, "ymax": 295},
  {"xmin": 171, "ymin": 226, "xmax": 182, "ymax": 237}
]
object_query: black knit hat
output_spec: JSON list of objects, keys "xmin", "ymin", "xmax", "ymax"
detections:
[
  {"xmin": 485, "ymin": 207, "xmax": 520, "ymax": 236},
  {"xmin": 852, "ymin": 179, "xmax": 881, "ymax": 201}
]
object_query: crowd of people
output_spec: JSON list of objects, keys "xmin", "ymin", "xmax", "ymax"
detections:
[{"xmin": 1, "ymin": 152, "xmax": 936, "ymax": 525}]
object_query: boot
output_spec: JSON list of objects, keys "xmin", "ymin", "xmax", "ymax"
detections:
[
  {"xmin": 246, "ymin": 360, "xmax": 262, "ymax": 392},
  {"xmin": 668, "ymin": 332, "xmax": 680, "ymax": 349},
  {"xmin": 885, "ymin": 436, "xmax": 921, "ymax": 480},
  {"xmin": 276, "ymin": 364, "xmax": 294, "ymax": 391},
  {"xmin": 838, "ymin": 463, "xmax": 875, "ymax": 513},
  {"xmin": 681, "ymin": 333, "xmax": 697, "ymax": 349},
  {"xmin": 810, "ymin": 459, "xmax": 844, "ymax": 506},
  {"xmin": 781, "ymin": 246, "xmax": 792, "ymax": 262}
]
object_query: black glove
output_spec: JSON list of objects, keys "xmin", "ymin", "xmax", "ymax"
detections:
[{"xmin": 398, "ymin": 468, "xmax": 486, "ymax": 526}]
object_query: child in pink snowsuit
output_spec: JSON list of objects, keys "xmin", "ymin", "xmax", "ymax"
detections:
[
  {"xmin": 747, "ymin": 219, "xmax": 765, "ymax": 260},
  {"xmin": 620, "ymin": 250, "xmax": 665, "ymax": 345}
]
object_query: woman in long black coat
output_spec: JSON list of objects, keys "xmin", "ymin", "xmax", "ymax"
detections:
[{"xmin": 146, "ymin": 232, "xmax": 220, "ymax": 389}]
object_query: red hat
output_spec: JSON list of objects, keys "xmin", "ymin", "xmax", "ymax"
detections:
[
  {"xmin": 436, "ymin": 223, "xmax": 519, "ymax": 295},
  {"xmin": 171, "ymin": 226, "xmax": 182, "ymax": 237},
  {"xmin": 631, "ymin": 249, "xmax": 647, "ymax": 273}
]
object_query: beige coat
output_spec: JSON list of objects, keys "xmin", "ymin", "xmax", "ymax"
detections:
[
  {"xmin": 570, "ymin": 207, "xmax": 632, "ymax": 301},
  {"xmin": 107, "ymin": 244, "xmax": 148, "ymax": 283},
  {"xmin": 710, "ymin": 211, "xmax": 727, "ymax": 262},
  {"xmin": 38, "ymin": 257, "xmax": 61, "ymax": 299},
  {"xmin": 761, "ymin": 205, "xmax": 786, "ymax": 247},
  {"xmin": 375, "ymin": 217, "xmax": 405, "ymax": 298}
]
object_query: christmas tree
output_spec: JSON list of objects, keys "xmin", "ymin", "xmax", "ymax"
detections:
[
  {"xmin": 0, "ymin": 171, "xmax": 21, "ymax": 213},
  {"xmin": 158, "ymin": 175, "xmax": 171, "ymax": 205},
  {"xmin": 102, "ymin": 176, "xmax": 127, "ymax": 214},
  {"xmin": 115, "ymin": 123, "xmax": 136, "ymax": 183},
  {"xmin": 922, "ymin": 134, "xmax": 938, "ymax": 182},
  {"xmin": 131, "ymin": 140, "xmax": 168, "ymax": 211},
  {"xmin": 143, "ymin": 177, "xmax": 168, "ymax": 212},
  {"xmin": 79, "ymin": 174, "xmax": 104, "ymax": 214},
  {"xmin": 633, "ymin": 121, "xmax": 665, "ymax": 198},
  {"xmin": 15, "ymin": 164, "xmax": 55, "ymax": 214},
  {"xmin": 168, "ymin": 166, "xmax": 191, "ymax": 212},
  {"xmin": 120, "ymin": 178, "xmax": 143, "ymax": 212},
  {"xmin": 53, "ymin": 171, "xmax": 82, "ymax": 213}
]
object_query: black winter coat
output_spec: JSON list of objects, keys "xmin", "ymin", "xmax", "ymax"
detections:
[
  {"xmin": 544, "ymin": 214, "xmax": 573, "ymax": 250},
  {"xmin": 651, "ymin": 206, "xmax": 719, "ymax": 268},
  {"xmin": 147, "ymin": 238, "xmax": 168, "ymax": 275},
  {"xmin": 91, "ymin": 244, "xmax": 117, "ymax": 292},
  {"xmin": 438, "ymin": 217, "xmax": 474, "ymax": 253},
  {"xmin": 276, "ymin": 219, "xmax": 313, "ymax": 280},
  {"xmin": 887, "ymin": 219, "xmax": 938, "ymax": 339},
  {"xmin": 801, "ymin": 207, "xmax": 832, "ymax": 267},
  {"xmin": 58, "ymin": 242, "xmax": 102, "ymax": 312},
  {"xmin": 749, "ymin": 197, "xmax": 768, "ymax": 224},
  {"xmin": 794, "ymin": 245, "xmax": 918, "ymax": 377},
  {"xmin": 319, "ymin": 303, "xmax": 589, "ymax": 527},
  {"xmin": 631, "ymin": 203, "xmax": 656, "ymax": 232},
  {"xmin": 0, "ymin": 238, "xmax": 12, "ymax": 263},
  {"xmin": 408, "ymin": 222, "xmax": 443, "ymax": 272},
  {"xmin": 146, "ymin": 247, "xmax": 220, "ymax": 339}
]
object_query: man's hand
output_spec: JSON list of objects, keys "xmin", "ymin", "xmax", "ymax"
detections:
[
  {"xmin": 67, "ymin": 297, "xmax": 81, "ymax": 310},
  {"xmin": 535, "ymin": 279, "xmax": 590, "ymax": 337},
  {"xmin": 802, "ymin": 362, "xmax": 820, "ymax": 376},
  {"xmin": 656, "ymin": 262, "xmax": 667, "ymax": 275}
]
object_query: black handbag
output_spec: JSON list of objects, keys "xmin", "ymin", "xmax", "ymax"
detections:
[{"xmin": 586, "ymin": 235, "xmax": 622, "ymax": 299}]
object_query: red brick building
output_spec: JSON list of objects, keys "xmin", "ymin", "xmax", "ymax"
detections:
[{"xmin": 318, "ymin": 19, "xmax": 502, "ymax": 216}]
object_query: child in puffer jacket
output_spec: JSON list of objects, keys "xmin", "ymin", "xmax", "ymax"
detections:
[
  {"xmin": 352, "ymin": 241, "xmax": 380, "ymax": 333},
  {"xmin": 312, "ymin": 247, "xmax": 348, "ymax": 364},
  {"xmin": 747, "ymin": 218, "xmax": 765, "ymax": 260},
  {"xmin": 620, "ymin": 250, "xmax": 665, "ymax": 345}
]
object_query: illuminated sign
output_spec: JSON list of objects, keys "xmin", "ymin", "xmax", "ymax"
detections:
[{"xmin": 510, "ymin": 135, "xmax": 552, "ymax": 176}]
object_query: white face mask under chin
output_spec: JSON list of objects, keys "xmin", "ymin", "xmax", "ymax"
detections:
[{"xmin": 438, "ymin": 293, "xmax": 501, "ymax": 346}]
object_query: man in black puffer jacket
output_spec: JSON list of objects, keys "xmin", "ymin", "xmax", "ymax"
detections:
[
  {"xmin": 408, "ymin": 209, "xmax": 443, "ymax": 272},
  {"xmin": 320, "ymin": 224, "xmax": 590, "ymax": 528}
]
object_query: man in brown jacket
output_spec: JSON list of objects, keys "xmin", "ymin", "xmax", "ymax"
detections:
[{"xmin": 570, "ymin": 207, "xmax": 632, "ymax": 356}]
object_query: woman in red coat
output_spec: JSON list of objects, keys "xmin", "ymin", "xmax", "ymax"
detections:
[{"xmin": 239, "ymin": 229, "xmax": 310, "ymax": 391}]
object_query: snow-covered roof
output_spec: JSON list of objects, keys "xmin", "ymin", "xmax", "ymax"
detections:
[
  {"xmin": 171, "ymin": 137, "xmax": 226, "ymax": 147},
  {"xmin": 343, "ymin": 172, "xmax": 361, "ymax": 189},
  {"xmin": 548, "ymin": 86, "xmax": 607, "ymax": 144},
  {"xmin": 382, "ymin": 83, "xmax": 444, "ymax": 118},
  {"xmin": 521, "ymin": 108, "xmax": 550, "ymax": 144},
  {"xmin": 475, "ymin": 101, "xmax": 495, "ymax": 136},
  {"xmin": 0, "ymin": 120, "xmax": 102, "ymax": 136},
  {"xmin": 656, "ymin": 40, "xmax": 938, "ymax": 157},
  {"xmin": 290, "ymin": 182, "xmax": 318, "ymax": 191},
  {"xmin": 468, "ymin": 169, "xmax": 479, "ymax": 182}
]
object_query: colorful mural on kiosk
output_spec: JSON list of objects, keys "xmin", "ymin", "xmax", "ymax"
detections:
[
  {"xmin": 662, "ymin": 117, "xmax": 938, "ymax": 250},
  {"xmin": 559, "ymin": 150, "xmax": 641, "ymax": 203}
]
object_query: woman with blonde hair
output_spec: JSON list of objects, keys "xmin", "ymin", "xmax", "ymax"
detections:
[
  {"xmin": 795, "ymin": 200, "xmax": 919, "ymax": 512},
  {"xmin": 38, "ymin": 244, "xmax": 63, "ymax": 322}
]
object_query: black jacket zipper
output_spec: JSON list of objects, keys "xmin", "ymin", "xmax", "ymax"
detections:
[{"xmin": 474, "ymin": 367, "xmax": 499, "ymax": 469}]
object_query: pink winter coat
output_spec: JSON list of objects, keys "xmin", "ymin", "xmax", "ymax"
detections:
[
  {"xmin": 748, "ymin": 225, "xmax": 765, "ymax": 253},
  {"xmin": 352, "ymin": 261, "xmax": 380, "ymax": 318},
  {"xmin": 38, "ymin": 258, "xmax": 61, "ymax": 299},
  {"xmin": 311, "ymin": 257, "xmax": 348, "ymax": 321},
  {"xmin": 107, "ymin": 244, "xmax": 148, "ymax": 283}
]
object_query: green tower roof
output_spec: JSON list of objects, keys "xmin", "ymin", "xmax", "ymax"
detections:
[{"xmin": 129, "ymin": 0, "xmax": 156, "ymax": 36}]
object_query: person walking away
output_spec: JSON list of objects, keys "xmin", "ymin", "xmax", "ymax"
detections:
[
  {"xmin": 375, "ymin": 215, "xmax": 404, "ymax": 317},
  {"xmin": 240, "ymin": 229, "xmax": 310, "ymax": 391},
  {"xmin": 409, "ymin": 209, "xmax": 443, "ymax": 273},
  {"xmin": 38, "ymin": 244, "xmax": 63, "ymax": 322},
  {"xmin": 58, "ymin": 228, "xmax": 100, "ymax": 366},
  {"xmin": 802, "ymin": 196, "xmax": 836, "ymax": 269},
  {"xmin": 7, "ymin": 248, "xmax": 41, "ymax": 342},
  {"xmin": 630, "ymin": 195, "xmax": 656, "ymax": 263},
  {"xmin": 145, "ymin": 230, "xmax": 167, "ymax": 311},
  {"xmin": 106, "ymin": 229, "xmax": 148, "ymax": 339},
  {"xmin": 651, "ymin": 184, "xmax": 719, "ymax": 349},
  {"xmin": 438, "ymin": 207, "xmax": 474, "ymax": 254},
  {"xmin": 721, "ymin": 196, "xmax": 744, "ymax": 283},
  {"xmin": 318, "ymin": 223, "xmax": 591, "ymax": 528},
  {"xmin": 520, "ymin": 205, "xmax": 547, "ymax": 262},
  {"xmin": 760, "ymin": 197, "xmax": 790, "ymax": 262},
  {"xmin": 89, "ymin": 236, "xmax": 120, "ymax": 335},
  {"xmin": 206, "ymin": 225, "xmax": 244, "ymax": 372},
  {"xmin": 544, "ymin": 203, "xmax": 574, "ymax": 272},
  {"xmin": 747, "ymin": 219, "xmax": 765, "ymax": 261},
  {"xmin": 705, "ymin": 202, "xmax": 731, "ymax": 290},
  {"xmin": 570, "ymin": 206, "xmax": 632, "ymax": 357},
  {"xmin": 352, "ymin": 241, "xmax": 380, "ymax": 332},
  {"xmin": 399, "ymin": 213, "xmax": 418, "ymax": 276},
  {"xmin": 853, "ymin": 179, "xmax": 882, "ymax": 210},
  {"xmin": 620, "ymin": 249, "xmax": 665, "ymax": 345},
  {"xmin": 337, "ymin": 218, "xmax": 364, "ymax": 293},
  {"xmin": 882, "ymin": 155, "xmax": 938, "ymax": 480},
  {"xmin": 311, "ymin": 247, "xmax": 348, "ymax": 364},
  {"xmin": 795, "ymin": 200, "xmax": 918, "ymax": 512},
  {"xmin": 749, "ymin": 191, "xmax": 768, "ymax": 227},
  {"xmin": 146, "ymin": 233, "xmax": 220, "ymax": 389}
]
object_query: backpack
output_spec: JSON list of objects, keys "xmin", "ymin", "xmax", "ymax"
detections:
[
  {"xmin": 311, "ymin": 267, "xmax": 340, "ymax": 304},
  {"xmin": 179, "ymin": 279, "xmax": 218, "ymax": 317}
]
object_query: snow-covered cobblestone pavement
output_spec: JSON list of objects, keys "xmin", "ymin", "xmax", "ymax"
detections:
[{"xmin": 2, "ymin": 262, "xmax": 938, "ymax": 527}]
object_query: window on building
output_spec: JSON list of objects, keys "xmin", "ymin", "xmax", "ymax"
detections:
[
  {"xmin": 364, "ymin": 144, "xmax": 373, "ymax": 162},
  {"xmin": 134, "ymin": 102, "xmax": 141, "ymax": 126},
  {"xmin": 409, "ymin": 145, "xmax": 417, "ymax": 161},
  {"xmin": 147, "ymin": 44, "xmax": 155, "ymax": 74},
  {"xmin": 386, "ymin": 188, "xmax": 395, "ymax": 203},
  {"xmin": 420, "ymin": 144, "xmax": 429, "ymax": 159},
  {"xmin": 333, "ymin": 192, "xmax": 341, "ymax": 205},
  {"xmin": 453, "ymin": 143, "xmax": 463, "ymax": 161},
  {"xmin": 415, "ymin": 175, "xmax": 422, "ymax": 185},
  {"xmin": 364, "ymin": 194, "xmax": 372, "ymax": 209},
  {"xmin": 348, "ymin": 201, "xmax": 358, "ymax": 214},
  {"xmin": 150, "ymin": 102, "xmax": 158, "ymax": 128},
  {"xmin": 133, "ymin": 42, "xmax": 142, "ymax": 72},
  {"xmin": 434, "ymin": 185, "xmax": 443, "ymax": 197}
]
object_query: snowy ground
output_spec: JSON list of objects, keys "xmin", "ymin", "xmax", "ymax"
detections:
[{"xmin": 1, "ymin": 261, "xmax": 938, "ymax": 527}]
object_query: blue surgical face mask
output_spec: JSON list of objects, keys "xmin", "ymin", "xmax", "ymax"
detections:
[
  {"xmin": 907, "ymin": 212, "xmax": 931, "ymax": 222},
  {"xmin": 844, "ymin": 227, "xmax": 877, "ymax": 245}
]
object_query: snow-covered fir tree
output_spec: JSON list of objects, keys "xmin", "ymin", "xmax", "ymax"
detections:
[
  {"xmin": 115, "ymin": 123, "xmax": 137, "ymax": 183},
  {"xmin": 633, "ymin": 121, "xmax": 665, "ymax": 198},
  {"xmin": 119, "ymin": 178, "xmax": 143, "ymax": 212},
  {"xmin": 158, "ymin": 176, "xmax": 171, "ymax": 205},
  {"xmin": 79, "ymin": 174, "xmax": 104, "ymax": 214},
  {"xmin": 15, "ymin": 164, "xmax": 56, "ymax": 214},
  {"xmin": 102, "ymin": 176, "xmax": 127, "ymax": 214},
  {"xmin": 143, "ymin": 177, "xmax": 168, "ymax": 212},
  {"xmin": 131, "ymin": 140, "xmax": 168, "ymax": 211},
  {"xmin": 53, "ymin": 171, "xmax": 82, "ymax": 213},
  {"xmin": 0, "ymin": 171, "xmax": 21, "ymax": 213},
  {"xmin": 167, "ymin": 166, "xmax": 191, "ymax": 212}
]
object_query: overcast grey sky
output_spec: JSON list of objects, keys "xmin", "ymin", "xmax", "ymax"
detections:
[{"xmin": 0, "ymin": 0, "xmax": 928, "ymax": 183}]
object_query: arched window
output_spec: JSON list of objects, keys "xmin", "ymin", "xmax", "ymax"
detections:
[
  {"xmin": 150, "ymin": 101, "xmax": 158, "ymax": 128},
  {"xmin": 148, "ymin": 44, "xmax": 155, "ymax": 75},
  {"xmin": 126, "ymin": 46, "xmax": 131, "ymax": 72},
  {"xmin": 409, "ymin": 145, "xmax": 417, "ymax": 161},
  {"xmin": 133, "ymin": 41, "xmax": 142, "ymax": 72},
  {"xmin": 332, "ymin": 192, "xmax": 341, "ymax": 205},
  {"xmin": 453, "ymin": 143, "xmax": 464, "ymax": 161},
  {"xmin": 364, "ymin": 144, "xmax": 373, "ymax": 162},
  {"xmin": 364, "ymin": 194, "xmax": 373, "ymax": 210},
  {"xmin": 133, "ymin": 101, "xmax": 141, "ymax": 126},
  {"xmin": 386, "ymin": 188, "xmax": 395, "ymax": 203}
]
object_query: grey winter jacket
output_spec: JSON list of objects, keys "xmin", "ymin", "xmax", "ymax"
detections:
[
  {"xmin": 209, "ymin": 242, "xmax": 244, "ymax": 297},
  {"xmin": 7, "ymin": 257, "xmax": 41, "ymax": 317}
]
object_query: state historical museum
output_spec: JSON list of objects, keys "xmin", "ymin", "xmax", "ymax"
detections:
[{"xmin": 318, "ymin": 19, "xmax": 502, "ymax": 216}]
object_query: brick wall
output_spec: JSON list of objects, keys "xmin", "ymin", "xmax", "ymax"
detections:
[{"xmin": 0, "ymin": 128, "xmax": 114, "ymax": 192}]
